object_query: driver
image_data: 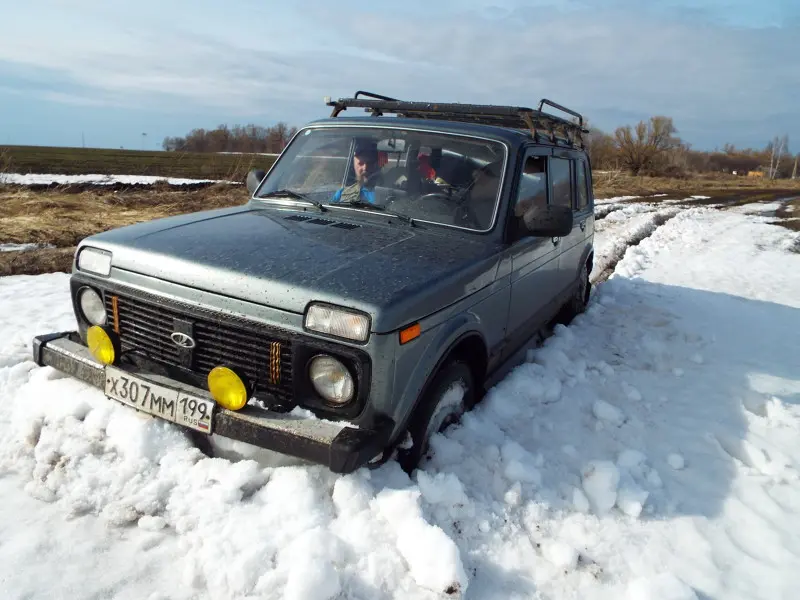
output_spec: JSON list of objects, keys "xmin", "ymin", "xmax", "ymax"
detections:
[{"xmin": 331, "ymin": 138, "xmax": 381, "ymax": 204}]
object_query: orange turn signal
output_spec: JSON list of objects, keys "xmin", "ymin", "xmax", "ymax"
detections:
[
  {"xmin": 399, "ymin": 323, "xmax": 421, "ymax": 345},
  {"xmin": 111, "ymin": 295, "xmax": 120, "ymax": 334}
]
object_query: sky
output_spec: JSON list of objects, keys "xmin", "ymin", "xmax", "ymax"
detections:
[{"xmin": 0, "ymin": 0, "xmax": 798, "ymax": 152}]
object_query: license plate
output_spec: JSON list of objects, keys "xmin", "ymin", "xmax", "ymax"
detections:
[{"xmin": 104, "ymin": 366, "xmax": 215, "ymax": 434}]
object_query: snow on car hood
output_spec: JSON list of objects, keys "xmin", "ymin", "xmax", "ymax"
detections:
[{"xmin": 83, "ymin": 205, "xmax": 501, "ymax": 332}]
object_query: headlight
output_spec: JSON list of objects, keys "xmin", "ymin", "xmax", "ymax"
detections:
[
  {"xmin": 78, "ymin": 287, "xmax": 107, "ymax": 325},
  {"xmin": 308, "ymin": 355, "xmax": 354, "ymax": 405},
  {"xmin": 304, "ymin": 304, "xmax": 370, "ymax": 342},
  {"xmin": 77, "ymin": 247, "xmax": 112, "ymax": 276}
]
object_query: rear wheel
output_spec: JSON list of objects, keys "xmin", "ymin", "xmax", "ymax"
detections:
[
  {"xmin": 558, "ymin": 260, "xmax": 590, "ymax": 324},
  {"xmin": 397, "ymin": 360, "xmax": 475, "ymax": 473}
]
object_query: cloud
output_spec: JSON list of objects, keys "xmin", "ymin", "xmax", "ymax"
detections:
[{"xmin": 0, "ymin": 0, "xmax": 797, "ymax": 148}]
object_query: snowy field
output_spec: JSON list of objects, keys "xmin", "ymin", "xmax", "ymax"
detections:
[
  {"xmin": 1, "ymin": 200, "xmax": 799, "ymax": 599},
  {"xmin": 0, "ymin": 173, "xmax": 236, "ymax": 186}
]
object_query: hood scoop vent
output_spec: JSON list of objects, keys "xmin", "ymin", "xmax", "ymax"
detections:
[
  {"xmin": 284, "ymin": 214, "xmax": 361, "ymax": 230},
  {"xmin": 306, "ymin": 217, "xmax": 335, "ymax": 226}
]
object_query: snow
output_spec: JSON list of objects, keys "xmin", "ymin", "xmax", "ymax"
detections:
[
  {"xmin": 594, "ymin": 195, "xmax": 641, "ymax": 205},
  {"xmin": 1, "ymin": 201, "xmax": 800, "ymax": 599},
  {"xmin": 0, "ymin": 173, "xmax": 236, "ymax": 186},
  {"xmin": 727, "ymin": 201, "xmax": 784, "ymax": 216},
  {"xmin": 593, "ymin": 399, "xmax": 626, "ymax": 426},
  {"xmin": 0, "ymin": 243, "xmax": 55, "ymax": 252},
  {"xmin": 592, "ymin": 207, "xmax": 681, "ymax": 279},
  {"xmin": 581, "ymin": 461, "xmax": 621, "ymax": 515}
]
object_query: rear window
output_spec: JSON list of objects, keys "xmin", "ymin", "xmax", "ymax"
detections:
[{"xmin": 576, "ymin": 160, "xmax": 589, "ymax": 209}]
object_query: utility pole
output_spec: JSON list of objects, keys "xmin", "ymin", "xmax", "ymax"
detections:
[
  {"xmin": 141, "ymin": 132, "xmax": 147, "ymax": 151},
  {"xmin": 81, "ymin": 132, "xmax": 85, "ymax": 148}
]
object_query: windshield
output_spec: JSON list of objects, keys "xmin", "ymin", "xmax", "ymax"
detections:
[{"xmin": 254, "ymin": 126, "xmax": 507, "ymax": 231}]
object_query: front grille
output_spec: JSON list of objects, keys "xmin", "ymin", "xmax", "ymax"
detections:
[{"xmin": 104, "ymin": 290, "xmax": 293, "ymax": 399}]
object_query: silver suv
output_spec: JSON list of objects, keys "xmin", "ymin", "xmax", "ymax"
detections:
[{"xmin": 33, "ymin": 92, "xmax": 594, "ymax": 473}]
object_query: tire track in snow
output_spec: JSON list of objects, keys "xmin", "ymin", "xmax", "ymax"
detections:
[{"xmin": 591, "ymin": 207, "xmax": 682, "ymax": 284}]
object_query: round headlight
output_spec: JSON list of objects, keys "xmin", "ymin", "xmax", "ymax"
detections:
[
  {"xmin": 208, "ymin": 366, "xmax": 249, "ymax": 411},
  {"xmin": 79, "ymin": 287, "xmax": 107, "ymax": 326},
  {"xmin": 308, "ymin": 355, "xmax": 354, "ymax": 405},
  {"xmin": 87, "ymin": 325, "xmax": 118, "ymax": 365}
]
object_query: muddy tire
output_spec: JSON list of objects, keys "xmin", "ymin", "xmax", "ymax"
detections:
[
  {"xmin": 558, "ymin": 260, "xmax": 590, "ymax": 324},
  {"xmin": 397, "ymin": 360, "xmax": 474, "ymax": 474}
]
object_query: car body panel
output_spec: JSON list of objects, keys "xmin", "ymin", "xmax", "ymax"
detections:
[{"xmin": 80, "ymin": 206, "xmax": 504, "ymax": 333}]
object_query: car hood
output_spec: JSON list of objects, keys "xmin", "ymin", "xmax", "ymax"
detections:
[{"xmin": 84, "ymin": 205, "xmax": 501, "ymax": 332}]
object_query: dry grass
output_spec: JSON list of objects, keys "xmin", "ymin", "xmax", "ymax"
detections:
[
  {"xmin": 0, "ymin": 247, "xmax": 76, "ymax": 277},
  {"xmin": 0, "ymin": 184, "xmax": 245, "ymax": 246},
  {"xmin": 594, "ymin": 171, "xmax": 800, "ymax": 199},
  {"xmin": 2, "ymin": 176, "xmax": 798, "ymax": 276},
  {"xmin": 0, "ymin": 144, "xmax": 275, "ymax": 181},
  {"xmin": 0, "ymin": 184, "xmax": 247, "ymax": 276}
]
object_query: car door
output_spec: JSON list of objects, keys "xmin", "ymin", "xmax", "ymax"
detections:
[
  {"xmin": 505, "ymin": 146, "xmax": 562, "ymax": 351},
  {"xmin": 549, "ymin": 150, "xmax": 589, "ymax": 294}
]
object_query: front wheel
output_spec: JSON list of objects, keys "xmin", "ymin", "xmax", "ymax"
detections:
[{"xmin": 397, "ymin": 361, "xmax": 474, "ymax": 474}]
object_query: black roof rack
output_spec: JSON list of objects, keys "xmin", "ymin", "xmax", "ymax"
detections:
[{"xmin": 325, "ymin": 90, "xmax": 589, "ymax": 147}]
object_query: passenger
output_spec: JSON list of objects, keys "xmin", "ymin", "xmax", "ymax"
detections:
[
  {"xmin": 418, "ymin": 148, "xmax": 449, "ymax": 186},
  {"xmin": 331, "ymin": 138, "xmax": 381, "ymax": 204}
]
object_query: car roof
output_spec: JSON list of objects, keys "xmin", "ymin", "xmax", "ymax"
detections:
[{"xmin": 303, "ymin": 117, "xmax": 532, "ymax": 147}]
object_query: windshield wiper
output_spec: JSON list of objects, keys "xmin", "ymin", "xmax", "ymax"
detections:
[
  {"xmin": 334, "ymin": 201, "xmax": 415, "ymax": 226},
  {"xmin": 258, "ymin": 189, "xmax": 327, "ymax": 212}
]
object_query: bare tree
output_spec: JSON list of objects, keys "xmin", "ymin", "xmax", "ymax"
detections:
[
  {"xmin": 585, "ymin": 127, "xmax": 618, "ymax": 171},
  {"xmin": 614, "ymin": 116, "xmax": 681, "ymax": 175},
  {"xmin": 767, "ymin": 135, "xmax": 789, "ymax": 179}
]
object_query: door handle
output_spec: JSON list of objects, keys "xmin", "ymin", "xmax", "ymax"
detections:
[
  {"xmin": 579, "ymin": 221, "xmax": 586, "ymax": 231},
  {"xmin": 551, "ymin": 237, "xmax": 560, "ymax": 245}
]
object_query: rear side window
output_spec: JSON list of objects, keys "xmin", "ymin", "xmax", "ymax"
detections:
[
  {"xmin": 576, "ymin": 160, "xmax": 589, "ymax": 210},
  {"xmin": 550, "ymin": 157, "xmax": 573, "ymax": 208}
]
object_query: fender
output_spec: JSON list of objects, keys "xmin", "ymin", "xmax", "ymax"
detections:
[{"xmin": 388, "ymin": 310, "xmax": 489, "ymax": 441}]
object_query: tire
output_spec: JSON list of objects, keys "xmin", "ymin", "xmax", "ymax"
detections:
[
  {"xmin": 558, "ymin": 260, "xmax": 590, "ymax": 324},
  {"xmin": 397, "ymin": 360, "xmax": 475, "ymax": 474}
]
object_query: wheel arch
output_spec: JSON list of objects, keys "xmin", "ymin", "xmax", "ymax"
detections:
[{"xmin": 394, "ymin": 329, "xmax": 488, "ymax": 442}]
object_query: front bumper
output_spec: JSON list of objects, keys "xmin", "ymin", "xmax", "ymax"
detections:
[{"xmin": 32, "ymin": 331, "xmax": 393, "ymax": 474}]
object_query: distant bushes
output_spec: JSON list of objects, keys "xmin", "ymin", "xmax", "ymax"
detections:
[
  {"xmin": 586, "ymin": 117, "xmax": 796, "ymax": 179},
  {"xmin": 162, "ymin": 123, "xmax": 298, "ymax": 154}
]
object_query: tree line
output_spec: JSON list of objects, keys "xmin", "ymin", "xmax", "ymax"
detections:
[
  {"xmin": 162, "ymin": 123, "xmax": 298, "ymax": 154},
  {"xmin": 585, "ymin": 116, "xmax": 796, "ymax": 179},
  {"xmin": 162, "ymin": 118, "xmax": 797, "ymax": 180}
]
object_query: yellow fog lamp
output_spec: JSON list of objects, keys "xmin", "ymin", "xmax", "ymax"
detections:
[
  {"xmin": 207, "ymin": 366, "xmax": 250, "ymax": 411},
  {"xmin": 87, "ymin": 325, "xmax": 120, "ymax": 365}
]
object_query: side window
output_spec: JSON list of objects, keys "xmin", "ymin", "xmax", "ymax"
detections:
[
  {"xmin": 509, "ymin": 154, "xmax": 548, "ymax": 241},
  {"xmin": 550, "ymin": 157, "xmax": 573, "ymax": 208},
  {"xmin": 513, "ymin": 156, "xmax": 548, "ymax": 217},
  {"xmin": 576, "ymin": 160, "xmax": 589, "ymax": 210}
]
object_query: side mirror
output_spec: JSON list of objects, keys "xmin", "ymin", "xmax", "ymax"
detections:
[
  {"xmin": 246, "ymin": 169, "xmax": 266, "ymax": 195},
  {"xmin": 523, "ymin": 204, "xmax": 573, "ymax": 237}
]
